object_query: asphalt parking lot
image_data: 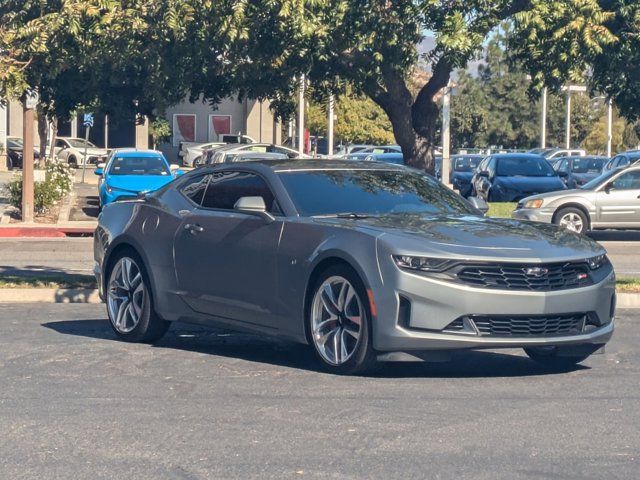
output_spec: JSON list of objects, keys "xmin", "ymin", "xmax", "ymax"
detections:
[{"xmin": 1, "ymin": 304, "xmax": 638, "ymax": 479}]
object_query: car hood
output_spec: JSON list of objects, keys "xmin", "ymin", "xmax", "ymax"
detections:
[
  {"xmin": 81, "ymin": 148, "xmax": 109, "ymax": 156},
  {"xmin": 314, "ymin": 214, "xmax": 604, "ymax": 262},
  {"xmin": 520, "ymin": 188, "xmax": 597, "ymax": 204},
  {"xmin": 495, "ymin": 175, "xmax": 565, "ymax": 192},
  {"xmin": 105, "ymin": 175, "xmax": 174, "ymax": 193}
]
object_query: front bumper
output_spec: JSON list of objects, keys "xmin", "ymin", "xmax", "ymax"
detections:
[
  {"xmin": 511, "ymin": 207, "xmax": 555, "ymax": 223},
  {"xmin": 371, "ymin": 262, "xmax": 616, "ymax": 352}
]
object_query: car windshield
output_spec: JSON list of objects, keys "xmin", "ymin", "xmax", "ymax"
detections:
[
  {"xmin": 580, "ymin": 168, "xmax": 623, "ymax": 190},
  {"xmin": 572, "ymin": 157, "xmax": 605, "ymax": 173},
  {"xmin": 7, "ymin": 138, "xmax": 23, "ymax": 148},
  {"xmin": 496, "ymin": 156, "xmax": 556, "ymax": 177},
  {"xmin": 67, "ymin": 138, "xmax": 97, "ymax": 148},
  {"xmin": 108, "ymin": 156, "xmax": 170, "ymax": 176},
  {"xmin": 277, "ymin": 169, "xmax": 477, "ymax": 217},
  {"xmin": 453, "ymin": 156, "xmax": 482, "ymax": 172}
]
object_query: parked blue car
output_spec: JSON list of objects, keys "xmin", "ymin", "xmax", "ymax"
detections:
[
  {"xmin": 363, "ymin": 152, "xmax": 404, "ymax": 165},
  {"xmin": 449, "ymin": 154, "xmax": 484, "ymax": 198},
  {"xmin": 96, "ymin": 150, "xmax": 181, "ymax": 209},
  {"xmin": 346, "ymin": 145, "xmax": 401, "ymax": 161},
  {"xmin": 471, "ymin": 153, "xmax": 566, "ymax": 202},
  {"xmin": 553, "ymin": 155, "xmax": 608, "ymax": 189}
]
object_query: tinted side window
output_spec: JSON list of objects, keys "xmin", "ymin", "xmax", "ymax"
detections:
[
  {"xmin": 487, "ymin": 157, "xmax": 497, "ymax": 176},
  {"xmin": 201, "ymin": 171, "xmax": 278, "ymax": 212},
  {"xmin": 618, "ymin": 156, "xmax": 630, "ymax": 167},
  {"xmin": 56, "ymin": 140, "xmax": 67, "ymax": 148},
  {"xmin": 180, "ymin": 174, "xmax": 210, "ymax": 205}
]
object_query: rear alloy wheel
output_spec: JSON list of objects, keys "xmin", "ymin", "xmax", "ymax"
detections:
[
  {"xmin": 524, "ymin": 346, "xmax": 598, "ymax": 369},
  {"xmin": 106, "ymin": 252, "xmax": 169, "ymax": 342},
  {"xmin": 308, "ymin": 266, "xmax": 376, "ymax": 374},
  {"xmin": 555, "ymin": 207, "xmax": 588, "ymax": 233}
]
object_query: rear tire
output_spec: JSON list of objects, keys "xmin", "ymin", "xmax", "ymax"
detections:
[
  {"xmin": 6, "ymin": 156, "xmax": 13, "ymax": 170},
  {"xmin": 524, "ymin": 345, "xmax": 598, "ymax": 369},
  {"xmin": 106, "ymin": 249, "xmax": 169, "ymax": 343},
  {"xmin": 306, "ymin": 265, "xmax": 377, "ymax": 375},
  {"xmin": 554, "ymin": 207, "xmax": 589, "ymax": 233}
]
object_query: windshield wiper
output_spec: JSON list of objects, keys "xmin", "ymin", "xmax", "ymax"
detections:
[{"xmin": 314, "ymin": 212, "xmax": 374, "ymax": 219}]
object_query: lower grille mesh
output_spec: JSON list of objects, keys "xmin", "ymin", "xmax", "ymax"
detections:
[{"xmin": 445, "ymin": 314, "xmax": 587, "ymax": 337}]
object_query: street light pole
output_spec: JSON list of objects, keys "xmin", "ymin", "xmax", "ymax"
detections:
[
  {"xmin": 22, "ymin": 96, "xmax": 35, "ymax": 223},
  {"xmin": 565, "ymin": 92, "xmax": 572, "ymax": 149},
  {"xmin": 607, "ymin": 99, "xmax": 613, "ymax": 157},
  {"xmin": 298, "ymin": 75, "xmax": 305, "ymax": 156},
  {"xmin": 327, "ymin": 95, "xmax": 334, "ymax": 156},
  {"xmin": 541, "ymin": 87, "xmax": 547, "ymax": 149},
  {"xmin": 441, "ymin": 84, "xmax": 452, "ymax": 187}
]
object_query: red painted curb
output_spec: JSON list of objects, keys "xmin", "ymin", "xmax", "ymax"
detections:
[{"xmin": 0, "ymin": 226, "xmax": 95, "ymax": 238}]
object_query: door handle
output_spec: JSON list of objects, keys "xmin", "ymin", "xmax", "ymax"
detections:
[{"xmin": 184, "ymin": 223, "xmax": 204, "ymax": 234}]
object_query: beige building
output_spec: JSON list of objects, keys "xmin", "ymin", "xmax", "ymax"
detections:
[{"xmin": 1, "ymin": 95, "xmax": 282, "ymax": 163}]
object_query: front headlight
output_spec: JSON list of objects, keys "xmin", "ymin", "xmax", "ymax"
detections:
[
  {"xmin": 393, "ymin": 255, "xmax": 454, "ymax": 272},
  {"xmin": 587, "ymin": 254, "xmax": 608, "ymax": 270},
  {"xmin": 524, "ymin": 199, "xmax": 544, "ymax": 209}
]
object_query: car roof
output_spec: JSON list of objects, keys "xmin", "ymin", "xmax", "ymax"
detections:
[
  {"xmin": 200, "ymin": 159, "xmax": 408, "ymax": 174},
  {"xmin": 491, "ymin": 153, "xmax": 546, "ymax": 159},
  {"xmin": 113, "ymin": 149, "xmax": 165, "ymax": 158}
]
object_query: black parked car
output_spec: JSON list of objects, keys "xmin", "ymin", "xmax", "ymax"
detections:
[
  {"xmin": 471, "ymin": 153, "xmax": 566, "ymax": 202},
  {"xmin": 4, "ymin": 137, "xmax": 40, "ymax": 170},
  {"xmin": 450, "ymin": 154, "xmax": 484, "ymax": 198},
  {"xmin": 553, "ymin": 156, "xmax": 608, "ymax": 189}
]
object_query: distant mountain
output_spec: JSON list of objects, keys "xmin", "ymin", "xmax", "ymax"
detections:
[{"xmin": 418, "ymin": 35, "xmax": 484, "ymax": 78}]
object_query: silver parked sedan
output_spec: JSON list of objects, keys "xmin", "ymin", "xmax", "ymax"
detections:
[
  {"xmin": 94, "ymin": 160, "xmax": 615, "ymax": 374},
  {"xmin": 513, "ymin": 164, "xmax": 640, "ymax": 234}
]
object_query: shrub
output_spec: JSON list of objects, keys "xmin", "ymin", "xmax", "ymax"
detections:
[{"xmin": 4, "ymin": 162, "xmax": 75, "ymax": 215}]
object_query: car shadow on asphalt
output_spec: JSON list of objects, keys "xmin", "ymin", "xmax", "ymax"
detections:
[
  {"xmin": 42, "ymin": 319, "xmax": 589, "ymax": 378},
  {"xmin": 588, "ymin": 230, "xmax": 640, "ymax": 242}
]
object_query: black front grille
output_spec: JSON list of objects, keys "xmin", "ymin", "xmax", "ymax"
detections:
[
  {"xmin": 470, "ymin": 314, "xmax": 586, "ymax": 337},
  {"xmin": 455, "ymin": 262, "xmax": 591, "ymax": 291}
]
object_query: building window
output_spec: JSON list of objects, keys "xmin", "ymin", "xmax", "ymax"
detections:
[
  {"xmin": 208, "ymin": 115, "xmax": 232, "ymax": 142},
  {"xmin": 173, "ymin": 114, "xmax": 196, "ymax": 146}
]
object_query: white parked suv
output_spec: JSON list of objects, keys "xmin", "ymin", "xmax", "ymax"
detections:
[{"xmin": 54, "ymin": 137, "xmax": 109, "ymax": 167}]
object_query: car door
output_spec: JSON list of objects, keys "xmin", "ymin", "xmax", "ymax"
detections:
[
  {"xmin": 55, "ymin": 139, "xmax": 70, "ymax": 161},
  {"xmin": 596, "ymin": 170, "xmax": 640, "ymax": 227},
  {"xmin": 173, "ymin": 170, "xmax": 284, "ymax": 328}
]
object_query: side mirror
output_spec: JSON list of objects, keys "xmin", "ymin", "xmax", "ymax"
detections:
[
  {"xmin": 233, "ymin": 196, "xmax": 275, "ymax": 223},
  {"xmin": 477, "ymin": 171, "xmax": 489, "ymax": 178},
  {"xmin": 468, "ymin": 196, "xmax": 490, "ymax": 215},
  {"xmin": 94, "ymin": 163, "xmax": 106, "ymax": 176},
  {"xmin": 558, "ymin": 170, "xmax": 569, "ymax": 177},
  {"xmin": 604, "ymin": 182, "xmax": 613, "ymax": 194}
]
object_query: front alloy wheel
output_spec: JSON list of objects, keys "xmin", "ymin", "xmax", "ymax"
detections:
[
  {"xmin": 308, "ymin": 266, "xmax": 376, "ymax": 374},
  {"xmin": 106, "ymin": 252, "xmax": 169, "ymax": 342},
  {"xmin": 555, "ymin": 207, "xmax": 588, "ymax": 234},
  {"xmin": 108, "ymin": 257, "xmax": 145, "ymax": 334}
]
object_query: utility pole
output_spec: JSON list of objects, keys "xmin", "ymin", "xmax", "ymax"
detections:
[
  {"xmin": 607, "ymin": 99, "xmax": 613, "ymax": 157},
  {"xmin": 297, "ymin": 75, "xmax": 305, "ymax": 155},
  {"xmin": 540, "ymin": 87, "xmax": 547, "ymax": 149},
  {"xmin": 441, "ymin": 84, "xmax": 452, "ymax": 187},
  {"xmin": 327, "ymin": 95, "xmax": 334, "ymax": 156},
  {"xmin": 0, "ymin": 100, "xmax": 7, "ymax": 172},
  {"xmin": 22, "ymin": 93, "xmax": 38, "ymax": 223}
]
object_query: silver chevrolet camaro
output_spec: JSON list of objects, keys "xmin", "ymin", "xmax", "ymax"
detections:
[{"xmin": 94, "ymin": 160, "xmax": 615, "ymax": 374}]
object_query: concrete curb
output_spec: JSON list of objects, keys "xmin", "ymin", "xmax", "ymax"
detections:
[
  {"xmin": 0, "ymin": 288, "xmax": 102, "ymax": 303},
  {"xmin": 0, "ymin": 222, "xmax": 96, "ymax": 237},
  {"xmin": 0, "ymin": 288, "xmax": 639, "ymax": 308}
]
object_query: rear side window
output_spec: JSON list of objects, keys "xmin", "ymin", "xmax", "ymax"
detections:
[
  {"xmin": 496, "ymin": 157, "xmax": 555, "ymax": 177},
  {"xmin": 180, "ymin": 174, "xmax": 209, "ymax": 205},
  {"xmin": 201, "ymin": 171, "xmax": 278, "ymax": 212}
]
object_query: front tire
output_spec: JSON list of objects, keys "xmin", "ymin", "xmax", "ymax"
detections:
[
  {"xmin": 307, "ymin": 265, "xmax": 376, "ymax": 375},
  {"xmin": 524, "ymin": 345, "xmax": 599, "ymax": 369},
  {"xmin": 106, "ymin": 250, "xmax": 169, "ymax": 343},
  {"xmin": 554, "ymin": 207, "xmax": 589, "ymax": 233}
]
